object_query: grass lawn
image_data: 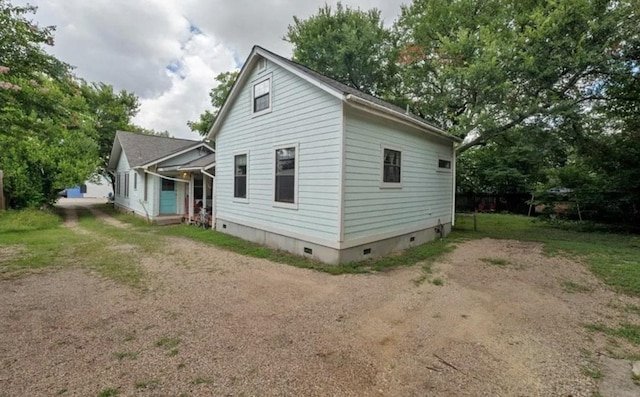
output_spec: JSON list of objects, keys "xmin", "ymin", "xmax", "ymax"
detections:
[
  {"xmin": 104, "ymin": 205, "xmax": 640, "ymax": 296},
  {"xmin": 454, "ymin": 213, "xmax": 640, "ymax": 297},
  {"xmin": 2, "ymin": 205, "xmax": 639, "ymax": 297}
]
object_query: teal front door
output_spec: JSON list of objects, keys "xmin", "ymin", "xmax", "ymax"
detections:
[{"xmin": 159, "ymin": 179, "xmax": 177, "ymax": 214}]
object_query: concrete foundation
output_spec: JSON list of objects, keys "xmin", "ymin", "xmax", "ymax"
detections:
[{"xmin": 215, "ymin": 218, "xmax": 452, "ymax": 265}]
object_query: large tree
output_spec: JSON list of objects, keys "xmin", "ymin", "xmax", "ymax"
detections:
[
  {"xmin": 188, "ymin": 70, "xmax": 238, "ymax": 137},
  {"xmin": 80, "ymin": 81, "xmax": 140, "ymax": 189},
  {"xmin": 393, "ymin": 0, "xmax": 636, "ymax": 152},
  {"xmin": 0, "ymin": 1, "xmax": 99, "ymax": 207},
  {"xmin": 285, "ymin": 2, "xmax": 393, "ymax": 97}
]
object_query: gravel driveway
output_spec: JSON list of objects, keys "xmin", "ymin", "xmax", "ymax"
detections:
[{"xmin": 1, "ymin": 200, "xmax": 639, "ymax": 396}]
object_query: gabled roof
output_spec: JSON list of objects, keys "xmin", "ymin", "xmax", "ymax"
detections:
[
  {"xmin": 208, "ymin": 45, "xmax": 460, "ymax": 142},
  {"xmin": 108, "ymin": 131, "xmax": 209, "ymax": 170}
]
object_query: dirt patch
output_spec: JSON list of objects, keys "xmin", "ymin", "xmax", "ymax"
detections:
[
  {"xmin": 0, "ymin": 245, "xmax": 25, "ymax": 264},
  {"xmin": 1, "ymin": 222, "xmax": 639, "ymax": 396}
]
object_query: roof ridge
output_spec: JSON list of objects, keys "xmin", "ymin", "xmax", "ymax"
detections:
[{"xmin": 116, "ymin": 130, "xmax": 201, "ymax": 144}]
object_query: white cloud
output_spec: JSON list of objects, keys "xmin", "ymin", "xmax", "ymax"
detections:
[
  {"xmin": 19, "ymin": 0, "xmax": 407, "ymax": 140},
  {"xmin": 134, "ymin": 32, "xmax": 237, "ymax": 139}
]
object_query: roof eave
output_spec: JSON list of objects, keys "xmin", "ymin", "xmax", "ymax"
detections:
[
  {"xmin": 344, "ymin": 95, "xmax": 461, "ymax": 143},
  {"xmin": 139, "ymin": 142, "xmax": 214, "ymax": 169}
]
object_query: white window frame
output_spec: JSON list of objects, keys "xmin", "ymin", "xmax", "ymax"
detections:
[
  {"xmin": 272, "ymin": 142, "xmax": 299, "ymax": 210},
  {"xmin": 251, "ymin": 74, "xmax": 272, "ymax": 117},
  {"xmin": 232, "ymin": 150, "xmax": 249, "ymax": 203},
  {"xmin": 133, "ymin": 172, "xmax": 137, "ymax": 190},
  {"xmin": 380, "ymin": 144, "xmax": 403, "ymax": 188},
  {"xmin": 124, "ymin": 172, "xmax": 130, "ymax": 198},
  {"xmin": 437, "ymin": 157, "xmax": 452, "ymax": 172}
]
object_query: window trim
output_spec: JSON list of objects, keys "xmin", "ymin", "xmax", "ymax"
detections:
[
  {"xmin": 251, "ymin": 74, "xmax": 272, "ymax": 117},
  {"xmin": 437, "ymin": 157, "xmax": 452, "ymax": 172},
  {"xmin": 380, "ymin": 144, "xmax": 403, "ymax": 188},
  {"xmin": 124, "ymin": 172, "xmax": 130, "ymax": 198},
  {"xmin": 272, "ymin": 142, "xmax": 299, "ymax": 210},
  {"xmin": 232, "ymin": 150, "xmax": 249, "ymax": 203},
  {"xmin": 133, "ymin": 172, "xmax": 137, "ymax": 190}
]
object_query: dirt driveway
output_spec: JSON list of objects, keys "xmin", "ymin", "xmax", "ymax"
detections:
[{"xmin": 1, "ymin": 200, "xmax": 639, "ymax": 396}]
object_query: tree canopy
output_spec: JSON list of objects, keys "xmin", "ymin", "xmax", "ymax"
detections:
[
  {"xmin": 285, "ymin": 2, "xmax": 391, "ymax": 97},
  {"xmin": 0, "ymin": 1, "xmax": 141, "ymax": 208},
  {"xmin": 188, "ymin": 70, "xmax": 238, "ymax": 137}
]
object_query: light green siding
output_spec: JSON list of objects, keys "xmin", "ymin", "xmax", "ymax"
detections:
[
  {"xmin": 215, "ymin": 58, "xmax": 343, "ymax": 243},
  {"xmin": 343, "ymin": 107, "xmax": 454, "ymax": 241}
]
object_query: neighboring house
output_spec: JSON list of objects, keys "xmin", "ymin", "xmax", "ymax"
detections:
[
  {"xmin": 107, "ymin": 131, "xmax": 215, "ymax": 223},
  {"xmin": 65, "ymin": 175, "xmax": 113, "ymax": 198},
  {"xmin": 207, "ymin": 46, "xmax": 460, "ymax": 264}
]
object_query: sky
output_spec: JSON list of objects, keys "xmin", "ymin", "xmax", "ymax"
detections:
[{"xmin": 18, "ymin": 0, "xmax": 407, "ymax": 140}]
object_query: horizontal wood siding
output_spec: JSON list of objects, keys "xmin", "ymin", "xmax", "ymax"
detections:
[
  {"xmin": 343, "ymin": 107, "xmax": 454, "ymax": 241},
  {"xmin": 114, "ymin": 152, "xmax": 159, "ymax": 218},
  {"xmin": 215, "ymin": 59, "xmax": 342, "ymax": 242}
]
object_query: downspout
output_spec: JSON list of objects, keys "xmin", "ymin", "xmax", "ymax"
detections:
[
  {"xmin": 201, "ymin": 169, "xmax": 215, "ymax": 230},
  {"xmin": 452, "ymin": 143, "xmax": 457, "ymax": 227}
]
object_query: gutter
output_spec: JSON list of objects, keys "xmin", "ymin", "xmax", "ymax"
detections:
[{"xmin": 143, "ymin": 169, "xmax": 188, "ymax": 183}]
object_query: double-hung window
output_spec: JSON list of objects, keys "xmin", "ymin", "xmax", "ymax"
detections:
[
  {"xmin": 252, "ymin": 77, "xmax": 271, "ymax": 115},
  {"xmin": 274, "ymin": 146, "xmax": 296, "ymax": 205},
  {"xmin": 234, "ymin": 153, "xmax": 248, "ymax": 200},
  {"xmin": 381, "ymin": 147, "xmax": 402, "ymax": 186}
]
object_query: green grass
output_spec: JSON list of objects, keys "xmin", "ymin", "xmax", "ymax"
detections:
[
  {"xmin": 113, "ymin": 351, "xmax": 138, "ymax": 360},
  {"xmin": 0, "ymin": 208, "xmax": 81, "ymax": 277},
  {"xmin": 76, "ymin": 208, "xmax": 160, "ymax": 252},
  {"xmin": 585, "ymin": 323, "xmax": 640, "ymax": 345},
  {"xmin": 432, "ymin": 277, "xmax": 444, "ymax": 286},
  {"xmin": 0, "ymin": 207, "xmax": 146, "ymax": 288},
  {"xmin": 156, "ymin": 336, "xmax": 181, "ymax": 349},
  {"xmin": 455, "ymin": 213, "xmax": 640, "ymax": 296},
  {"xmin": 134, "ymin": 379, "xmax": 159, "ymax": 389},
  {"xmin": 97, "ymin": 388, "xmax": 119, "ymax": 397},
  {"xmin": 156, "ymin": 224, "xmax": 454, "ymax": 275},
  {"xmin": 580, "ymin": 365, "xmax": 603, "ymax": 380},
  {"xmin": 480, "ymin": 257, "xmax": 511, "ymax": 267},
  {"xmin": 562, "ymin": 280, "xmax": 592, "ymax": 293},
  {"xmin": 191, "ymin": 377, "xmax": 214, "ymax": 385}
]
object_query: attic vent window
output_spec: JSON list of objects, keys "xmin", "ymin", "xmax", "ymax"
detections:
[
  {"xmin": 252, "ymin": 77, "xmax": 271, "ymax": 115},
  {"xmin": 257, "ymin": 58, "xmax": 267, "ymax": 72}
]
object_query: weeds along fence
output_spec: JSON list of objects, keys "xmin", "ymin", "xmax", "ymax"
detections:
[{"xmin": 456, "ymin": 193, "xmax": 532, "ymax": 215}]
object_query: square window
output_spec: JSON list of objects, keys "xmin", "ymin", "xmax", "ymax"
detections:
[
  {"xmin": 234, "ymin": 154, "xmax": 247, "ymax": 199},
  {"xmin": 275, "ymin": 147, "xmax": 295, "ymax": 203},
  {"xmin": 438, "ymin": 159, "xmax": 452, "ymax": 170},
  {"xmin": 383, "ymin": 148, "xmax": 401, "ymax": 184},
  {"xmin": 253, "ymin": 79, "xmax": 270, "ymax": 113}
]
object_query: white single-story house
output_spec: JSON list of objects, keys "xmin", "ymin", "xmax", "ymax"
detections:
[
  {"xmin": 207, "ymin": 46, "xmax": 460, "ymax": 264},
  {"xmin": 108, "ymin": 131, "xmax": 215, "ymax": 224}
]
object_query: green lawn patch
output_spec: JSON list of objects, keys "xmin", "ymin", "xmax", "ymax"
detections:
[
  {"xmin": 455, "ymin": 213, "xmax": 640, "ymax": 296},
  {"xmin": 156, "ymin": 224, "xmax": 454, "ymax": 275},
  {"xmin": 585, "ymin": 323, "xmax": 640, "ymax": 345}
]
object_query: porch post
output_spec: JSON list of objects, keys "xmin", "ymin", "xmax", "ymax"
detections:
[
  {"xmin": 188, "ymin": 173, "xmax": 194, "ymax": 221},
  {"xmin": 211, "ymin": 175, "xmax": 215, "ymax": 230},
  {"xmin": 202, "ymin": 174, "xmax": 207, "ymax": 212}
]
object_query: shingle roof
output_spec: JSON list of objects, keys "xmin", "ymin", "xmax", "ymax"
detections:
[
  {"xmin": 115, "ymin": 131, "xmax": 201, "ymax": 167},
  {"xmin": 256, "ymin": 46, "xmax": 451, "ymax": 137},
  {"xmin": 178, "ymin": 153, "xmax": 216, "ymax": 169}
]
